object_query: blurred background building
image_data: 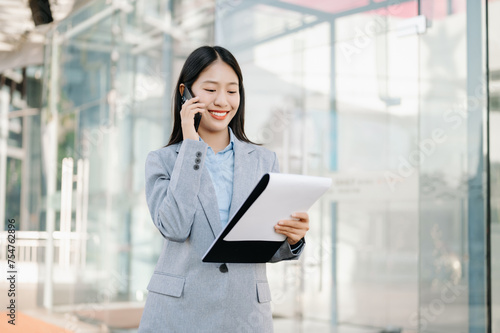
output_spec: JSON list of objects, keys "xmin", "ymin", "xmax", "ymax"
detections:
[{"xmin": 0, "ymin": 0, "xmax": 499, "ymax": 332}]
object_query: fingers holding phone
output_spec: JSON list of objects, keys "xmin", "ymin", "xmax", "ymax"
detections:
[{"xmin": 180, "ymin": 96, "xmax": 205, "ymax": 141}]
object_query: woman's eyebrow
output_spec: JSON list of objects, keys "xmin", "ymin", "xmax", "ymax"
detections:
[{"xmin": 202, "ymin": 80, "xmax": 238, "ymax": 86}]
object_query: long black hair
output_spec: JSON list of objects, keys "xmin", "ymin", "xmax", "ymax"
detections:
[{"xmin": 166, "ymin": 45, "xmax": 259, "ymax": 146}]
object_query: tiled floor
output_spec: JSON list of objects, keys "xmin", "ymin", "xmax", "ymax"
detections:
[
  {"xmin": 274, "ymin": 318, "xmax": 376, "ymax": 333},
  {"xmin": 273, "ymin": 318, "xmax": 416, "ymax": 333},
  {"xmin": 11, "ymin": 308, "xmax": 415, "ymax": 333},
  {"xmin": 20, "ymin": 308, "xmax": 102, "ymax": 333},
  {"xmin": 5, "ymin": 307, "xmax": 413, "ymax": 333},
  {"xmin": 0, "ymin": 310, "xmax": 84, "ymax": 333}
]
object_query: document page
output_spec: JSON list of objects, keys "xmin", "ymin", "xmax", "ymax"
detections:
[{"xmin": 223, "ymin": 173, "xmax": 332, "ymax": 242}]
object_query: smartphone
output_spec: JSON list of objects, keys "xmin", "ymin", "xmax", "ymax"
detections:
[{"xmin": 181, "ymin": 85, "xmax": 202, "ymax": 132}]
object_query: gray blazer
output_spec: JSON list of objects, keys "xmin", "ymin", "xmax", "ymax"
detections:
[{"xmin": 138, "ymin": 136, "xmax": 303, "ymax": 333}]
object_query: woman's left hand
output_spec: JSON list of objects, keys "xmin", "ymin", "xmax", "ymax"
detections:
[{"xmin": 274, "ymin": 212, "xmax": 309, "ymax": 245}]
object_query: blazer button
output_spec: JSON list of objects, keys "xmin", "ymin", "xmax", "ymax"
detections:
[
  {"xmin": 193, "ymin": 164, "xmax": 200, "ymax": 170},
  {"xmin": 195, "ymin": 158, "xmax": 201, "ymax": 164},
  {"xmin": 196, "ymin": 151, "xmax": 202, "ymax": 157},
  {"xmin": 219, "ymin": 264, "xmax": 228, "ymax": 273}
]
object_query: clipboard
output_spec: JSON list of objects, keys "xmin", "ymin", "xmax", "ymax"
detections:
[{"xmin": 202, "ymin": 173, "xmax": 332, "ymax": 263}]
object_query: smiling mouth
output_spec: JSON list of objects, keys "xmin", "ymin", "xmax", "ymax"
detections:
[{"xmin": 208, "ymin": 110, "xmax": 229, "ymax": 116}]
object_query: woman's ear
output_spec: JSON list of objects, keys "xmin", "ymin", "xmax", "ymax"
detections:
[{"xmin": 179, "ymin": 83, "xmax": 185, "ymax": 96}]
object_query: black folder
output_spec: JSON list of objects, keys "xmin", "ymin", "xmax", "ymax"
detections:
[{"xmin": 202, "ymin": 173, "xmax": 332, "ymax": 263}]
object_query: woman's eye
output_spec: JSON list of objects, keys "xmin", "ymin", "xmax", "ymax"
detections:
[
  {"xmin": 205, "ymin": 89, "xmax": 215, "ymax": 92},
  {"xmin": 228, "ymin": 91, "xmax": 237, "ymax": 94}
]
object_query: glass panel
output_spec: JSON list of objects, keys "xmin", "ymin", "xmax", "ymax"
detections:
[
  {"xmin": 419, "ymin": 0, "xmax": 488, "ymax": 332},
  {"xmin": 53, "ymin": 1, "xmax": 126, "ymax": 306},
  {"xmin": 334, "ymin": 3, "xmax": 419, "ymax": 328},
  {"xmin": 489, "ymin": 0, "xmax": 500, "ymax": 331},
  {"xmin": 217, "ymin": 2, "xmax": 336, "ymax": 325},
  {"xmin": 218, "ymin": 1, "xmax": 489, "ymax": 332},
  {"xmin": 7, "ymin": 117, "xmax": 22, "ymax": 148},
  {"xmin": 39, "ymin": 0, "xmax": 216, "ymax": 327},
  {"xmin": 58, "ymin": 0, "xmax": 180, "ymax": 305},
  {"xmin": 217, "ymin": 0, "xmax": 420, "ymax": 330},
  {"xmin": 417, "ymin": 0, "xmax": 469, "ymax": 328},
  {"xmin": 5, "ymin": 157, "xmax": 22, "ymax": 229}
]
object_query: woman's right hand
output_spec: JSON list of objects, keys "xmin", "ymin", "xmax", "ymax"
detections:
[{"xmin": 180, "ymin": 96, "xmax": 206, "ymax": 141}]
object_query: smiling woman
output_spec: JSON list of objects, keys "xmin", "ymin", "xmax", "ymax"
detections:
[
  {"xmin": 166, "ymin": 46, "xmax": 253, "ymax": 150},
  {"xmin": 180, "ymin": 60, "xmax": 241, "ymax": 152},
  {"xmin": 138, "ymin": 46, "xmax": 310, "ymax": 332}
]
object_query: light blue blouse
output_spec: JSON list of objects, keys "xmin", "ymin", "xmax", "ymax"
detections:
[{"xmin": 199, "ymin": 127, "xmax": 235, "ymax": 227}]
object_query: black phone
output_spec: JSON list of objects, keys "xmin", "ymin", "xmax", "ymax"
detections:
[{"xmin": 181, "ymin": 85, "xmax": 202, "ymax": 132}]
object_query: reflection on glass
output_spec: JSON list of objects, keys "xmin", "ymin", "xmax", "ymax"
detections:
[
  {"xmin": 489, "ymin": 1, "xmax": 500, "ymax": 332},
  {"xmin": 36, "ymin": 0, "xmax": 217, "ymax": 326},
  {"xmin": 418, "ymin": 3, "xmax": 469, "ymax": 330},
  {"xmin": 55, "ymin": 8, "xmax": 165, "ymax": 308},
  {"xmin": 218, "ymin": 1, "xmax": 489, "ymax": 332},
  {"xmin": 5, "ymin": 157, "xmax": 21, "ymax": 229}
]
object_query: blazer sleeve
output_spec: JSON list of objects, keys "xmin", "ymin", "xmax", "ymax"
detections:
[
  {"xmin": 267, "ymin": 151, "xmax": 305, "ymax": 263},
  {"xmin": 145, "ymin": 139, "xmax": 208, "ymax": 242}
]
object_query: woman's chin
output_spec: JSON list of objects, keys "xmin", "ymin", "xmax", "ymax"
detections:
[{"xmin": 199, "ymin": 123, "xmax": 229, "ymax": 133}]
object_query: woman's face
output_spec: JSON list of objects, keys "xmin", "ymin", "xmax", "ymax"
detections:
[{"xmin": 189, "ymin": 60, "xmax": 240, "ymax": 136}]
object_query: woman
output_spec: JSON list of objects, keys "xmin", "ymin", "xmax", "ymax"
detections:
[{"xmin": 139, "ymin": 46, "xmax": 309, "ymax": 332}]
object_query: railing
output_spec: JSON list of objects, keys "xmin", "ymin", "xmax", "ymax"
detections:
[{"xmin": 0, "ymin": 230, "xmax": 86, "ymax": 266}]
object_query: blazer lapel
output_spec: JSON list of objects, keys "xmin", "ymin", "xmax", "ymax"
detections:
[
  {"xmin": 228, "ymin": 138, "xmax": 257, "ymax": 222},
  {"xmin": 175, "ymin": 137, "xmax": 257, "ymax": 239},
  {"xmin": 197, "ymin": 167, "xmax": 223, "ymax": 238},
  {"xmin": 175, "ymin": 143, "xmax": 222, "ymax": 238}
]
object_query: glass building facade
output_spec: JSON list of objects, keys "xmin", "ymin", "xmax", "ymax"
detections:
[{"xmin": 0, "ymin": 0, "xmax": 499, "ymax": 332}]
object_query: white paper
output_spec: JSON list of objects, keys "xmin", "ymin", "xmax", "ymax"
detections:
[{"xmin": 223, "ymin": 173, "xmax": 332, "ymax": 242}]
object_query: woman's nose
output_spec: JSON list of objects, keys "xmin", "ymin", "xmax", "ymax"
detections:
[{"xmin": 214, "ymin": 92, "xmax": 229, "ymax": 107}]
